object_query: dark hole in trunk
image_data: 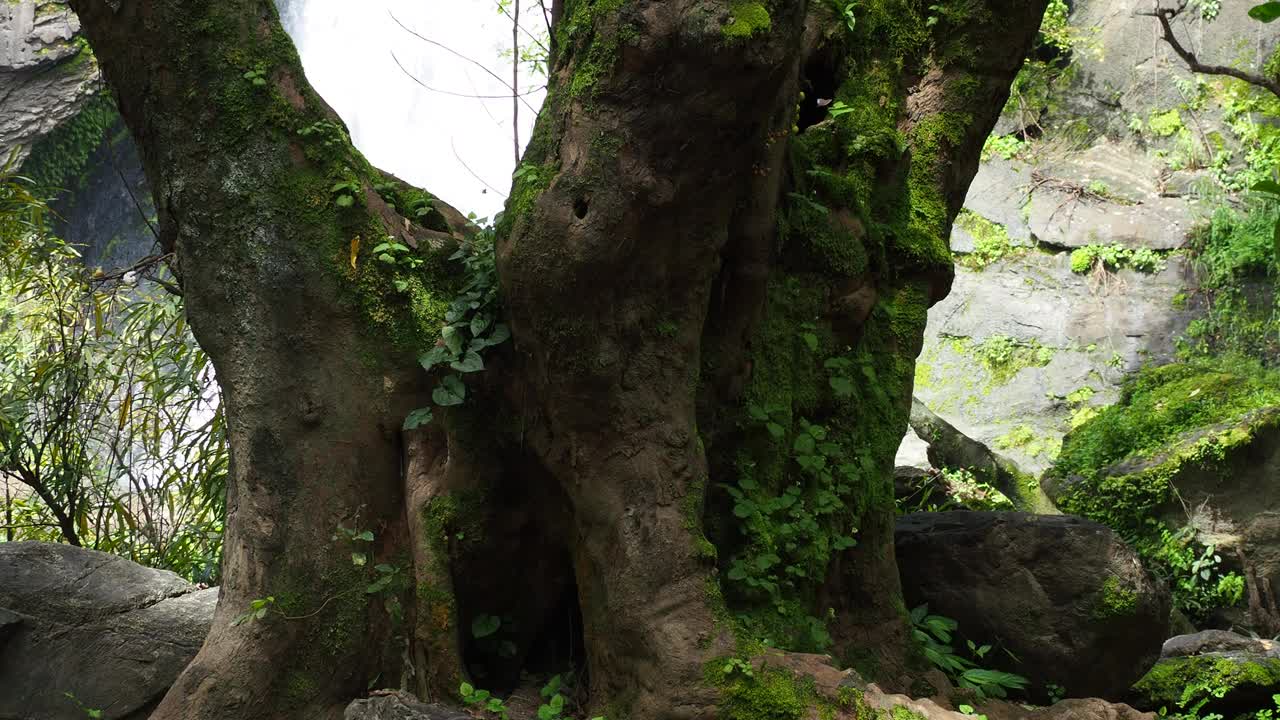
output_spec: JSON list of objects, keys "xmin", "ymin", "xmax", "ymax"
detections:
[
  {"xmin": 452, "ymin": 454, "xmax": 588, "ymax": 697},
  {"xmin": 798, "ymin": 49, "xmax": 840, "ymax": 133}
]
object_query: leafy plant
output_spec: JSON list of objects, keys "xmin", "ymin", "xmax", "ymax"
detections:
[
  {"xmin": 910, "ymin": 605, "xmax": 1029, "ymax": 699},
  {"xmin": 242, "ymin": 67, "xmax": 267, "ymax": 87},
  {"xmin": 404, "ymin": 227, "xmax": 511, "ymax": 429},
  {"xmin": 460, "ymin": 682, "xmax": 510, "ymax": 719},
  {"xmin": 0, "ymin": 161, "xmax": 227, "ymax": 583},
  {"xmin": 231, "ymin": 596, "xmax": 276, "ymax": 626},
  {"xmin": 1070, "ymin": 244, "xmax": 1166, "ymax": 275}
]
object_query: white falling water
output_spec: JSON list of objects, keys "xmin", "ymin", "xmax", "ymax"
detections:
[{"xmin": 274, "ymin": 0, "xmax": 547, "ymax": 219}]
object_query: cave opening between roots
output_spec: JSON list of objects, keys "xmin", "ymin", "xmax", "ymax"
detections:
[{"xmin": 453, "ymin": 457, "xmax": 589, "ymax": 699}]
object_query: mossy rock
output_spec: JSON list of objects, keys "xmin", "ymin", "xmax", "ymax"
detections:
[
  {"xmin": 1044, "ymin": 357, "xmax": 1280, "ymax": 625},
  {"xmin": 1132, "ymin": 653, "xmax": 1280, "ymax": 718}
]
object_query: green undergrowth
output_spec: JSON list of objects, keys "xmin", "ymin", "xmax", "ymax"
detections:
[
  {"xmin": 1069, "ymin": 244, "xmax": 1166, "ymax": 275},
  {"xmin": 710, "ymin": 276, "xmax": 923, "ymax": 652},
  {"xmin": 1180, "ymin": 202, "xmax": 1280, "ymax": 364},
  {"xmin": 704, "ymin": 656, "xmax": 916, "ymax": 720},
  {"xmin": 20, "ymin": 94, "xmax": 120, "ymax": 204},
  {"xmin": 1050, "ymin": 356, "xmax": 1279, "ymax": 618}
]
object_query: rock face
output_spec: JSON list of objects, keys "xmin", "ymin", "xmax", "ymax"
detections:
[
  {"xmin": 0, "ymin": 1, "xmax": 155, "ymax": 269},
  {"xmin": 895, "ymin": 512, "xmax": 1171, "ymax": 701},
  {"xmin": 0, "ymin": 0, "xmax": 98, "ymax": 161},
  {"xmin": 0, "ymin": 542, "xmax": 217, "ymax": 720},
  {"xmin": 912, "ymin": 147, "xmax": 1204, "ymax": 478},
  {"xmin": 1056, "ymin": 0, "xmax": 1275, "ymax": 145},
  {"xmin": 900, "ymin": 0, "xmax": 1280, "ymax": 480}
]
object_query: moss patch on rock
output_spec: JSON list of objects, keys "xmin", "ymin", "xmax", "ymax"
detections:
[
  {"xmin": 1132, "ymin": 655, "xmax": 1280, "ymax": 716},
  {"xmin": 723, "ymin": 2, "xmax": 772, "ymax": 39}
]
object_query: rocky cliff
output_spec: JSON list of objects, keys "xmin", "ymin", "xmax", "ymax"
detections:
[{"xmin": 904, "ymin": 0, "xmax": 1279, "ymax": 478}]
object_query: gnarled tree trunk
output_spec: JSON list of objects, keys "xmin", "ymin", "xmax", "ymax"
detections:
[{"xmin": 67, "ymin": 1, "xmax": 1046, "ymax": 718}]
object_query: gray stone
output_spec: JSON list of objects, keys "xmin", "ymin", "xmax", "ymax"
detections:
[
  {"xmin": 0, "ymin": 542, "xmax": 216, "ymax": 720},
  {"xmin": 344, "ymin": 692, "xmax": 470, "ymax": 720},
  {"xmin": 1025, "ymin": 143, "xmax": 1201, "ymax": 250},
  {"xmin": 907, "ymin": 398, "xmax": 1052, "ymax": 512},
  {"xmin": 914, "ymin": 247, "xmax": 1200, "ymax": 476},
  {"xmin": 957, "ymin": 158, "xmax": 1035, "ymax": 244},
  {"xmin": 1057, "ymin": 0, "xmax": 1277, "ymax": 149},
  {"xmin": 1162, "ymin": 630, "xmax": 1280, "ymax": 660},
  {"xmin": 894, "ymin": 426, "xmax": 933, "ymax": 472},
  {"xmin": 0, "ymin": 1, "xmax": 99, "ymax": 161},
  {"xmin": 896, "ymin": 512, "xmax": 1172, "ymax": 702}
]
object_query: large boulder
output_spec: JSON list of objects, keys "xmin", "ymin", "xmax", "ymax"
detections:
[
  {"xmin": 906, "ymin": 398, "xmax": 1054, "ymax": 512},
  {"xmin": 895, "ymin": 512, "xmax": 1171, "ymax": 702},
  {"xmin": 1045, "ymin": 360, "xmax": 1280, "ymax": 632},
  {"xmin": 0, "ymin": 542, "xmax": 217, "ymax": 720},
  {"xmin": 1131, "ymin": 630, "xmax": 1280, "ymax": 718}
]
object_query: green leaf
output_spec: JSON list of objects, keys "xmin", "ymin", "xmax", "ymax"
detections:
[
  {"xmin": 433, "ymin": 374, "xmax": 467, "ymax": 406},
  {"xmin": 418, "ymin": 346, "xmax": 451, "ymax": 372},
  {"xmin": 1254, "ymin": 180, "xmax": 1280, "ymax": 196},
  {"xmin": 334, "ymin": 194, "xmax": 355, "ymax": 208},
  {"xmin": 766, "ymin": 422, "xmax": 786, "ymax": 440},
  {"xmin": 793, "ymin": 434, "xmax": 816, "ymax": 455},
  {"xmin": 403, "ymin": 407, "xmax": 434, "ymax": 430},
  {"xmin": 355, "ymin": 530, "xmax": 375, "ymax": 542},
  {"xmin": 470, "ymin": 313, "xmax": 493, "ymax": 337},
  {"xmin": 484, "ymin": 323, "xmax": 511, "ymax": 347},
  {"xmin": 442, "ymin": 325, "xmax": 464, "ymax": 354},
  {"xmin": 541, "ymin": 675, "xmax": 562, "ymax": 698},
  {"xmin": 829, "ymin": 376, "xmax": 855, "ymax": 397},
  {"xmin": 801, "ymin": 333, "xmax": 819, "ymax": 352},
  {"xmin": 472, "ymin": 614, "xmax": 501, "ymax": 638},
  {"xmin": 451, "ymin": 351, "xmax": 485, "ymax": 374},
  {"xmin": 351, "ymin": 552, "xmax": 367, "ymax": 567},
  {"xmin": 1248, "ymin": 2, "xmax": 1280, "ymax": 21}
]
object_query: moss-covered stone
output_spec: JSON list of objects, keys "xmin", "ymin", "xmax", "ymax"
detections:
[
  {"xmin": 1132, "ymin": 655, "xmax": 1280, "ymax": 715},
  {"xmin": 723, "ymin": 2, "xmax": 772, "ymax": 39}
]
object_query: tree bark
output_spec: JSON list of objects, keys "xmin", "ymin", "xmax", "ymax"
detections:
[{"xmin": 67, "ymin": 0, "xmax": 1048, "ymax": 718}]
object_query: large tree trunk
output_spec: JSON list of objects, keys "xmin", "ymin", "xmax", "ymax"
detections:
[{"xmin": 68, "ymin": 1, "xmax": 1046, "ymax": 718}]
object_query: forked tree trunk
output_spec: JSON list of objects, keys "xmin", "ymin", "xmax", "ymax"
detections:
[{"xmin": 68, "ymin": 1, "xmax": 1046, "ymax": 718}]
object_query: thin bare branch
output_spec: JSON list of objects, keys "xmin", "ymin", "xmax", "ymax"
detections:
[
  {"xmin": 1138, "ymin": 1, "xmax": 1280, "ymax": 99},
  {"xmin": 450, "ymin": 138, "xmax": 507, "ymax": 198},
  {"xmin": 388, "ymin": 11, "xmax": 539, "ymax": 114},
  {"xmin": 513, "ymin": 0, "xmax": 521, "ymax": 166},
  {"xmin": 390, "ymin": 51, "xmax": 545, "ymax": 100},
  {"xmin": 495, "ymin": 0, "xmax": 549, "ymax": 53}
]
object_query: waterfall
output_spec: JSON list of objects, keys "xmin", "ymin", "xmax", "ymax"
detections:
[{"xmin": 274, "ymin": 0, "xmax": 547, "ymax": 219}]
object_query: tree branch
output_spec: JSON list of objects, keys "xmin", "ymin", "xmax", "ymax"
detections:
[{"xmin": 1138, "ymin": 0, "xmax": 1280, "ymax": 98}]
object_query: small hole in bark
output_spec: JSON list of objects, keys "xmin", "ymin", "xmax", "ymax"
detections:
[
  {"xmin": 572, "ymin": 197, "xmax": 589, "ymax": 219},
  {"xmin": 797, "ymin": 50, "xmax": 839, "ymax": 133}
]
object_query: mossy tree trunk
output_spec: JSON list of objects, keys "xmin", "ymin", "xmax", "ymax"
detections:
[{"xmin": 69, "ymin": 1, "xmax": 1046, "ymax": 718}]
